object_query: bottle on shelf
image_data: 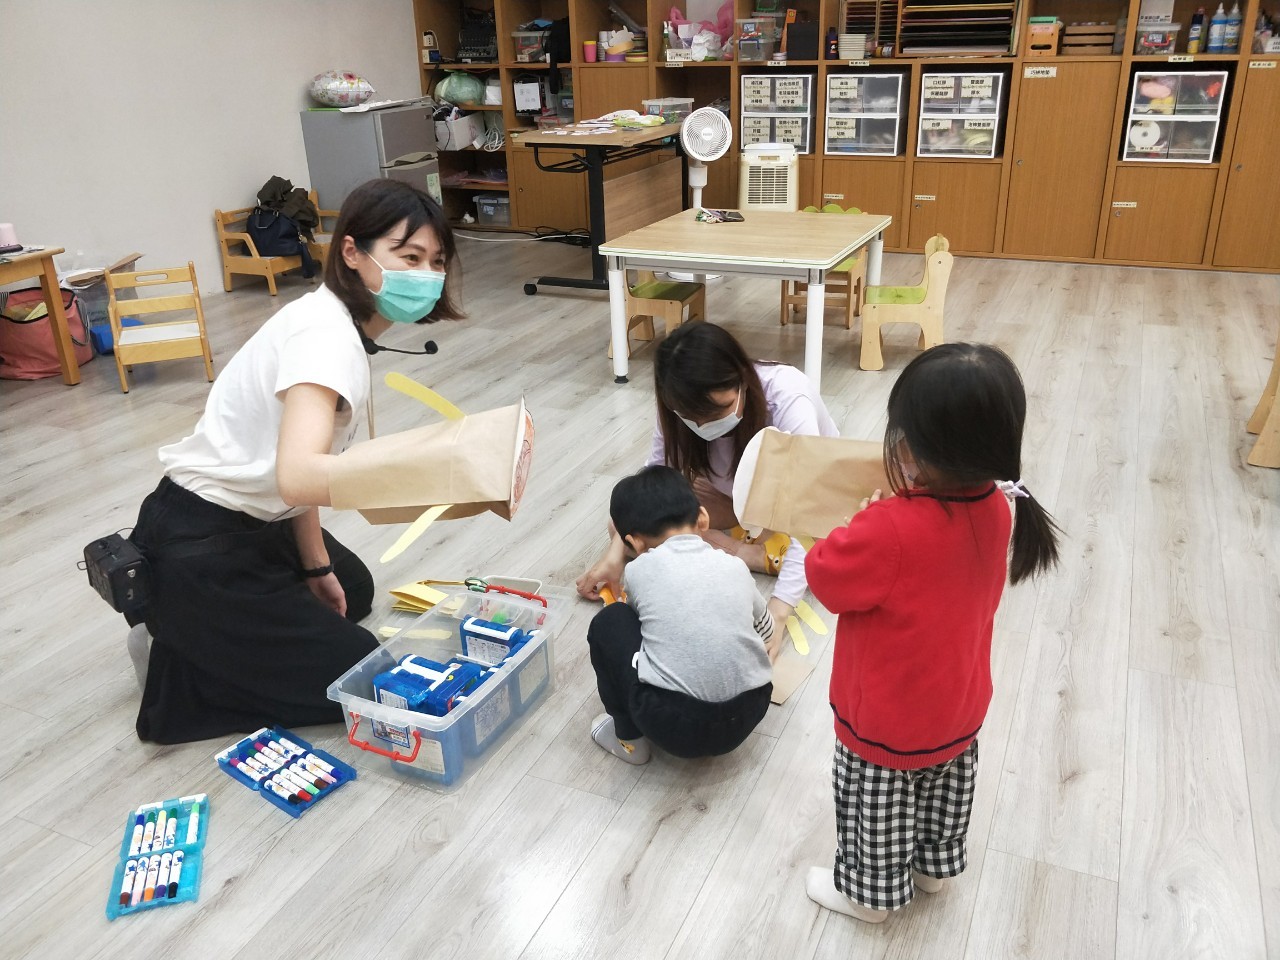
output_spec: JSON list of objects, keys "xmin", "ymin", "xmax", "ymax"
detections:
[
  {"xmin": 1224, "ymin": 1, "xmax": 1243, "ymax": 52},
  {"xmin": 825, "ymin": 27, "xmax": 837, "ymax": 59},
  {"xmin": 1207, "ymin": 3, "xmax": 1228, "ymax": 52},
  {"xmin": 1187, "ymin": 7, "xmax": 1206, "ymax": 53}
]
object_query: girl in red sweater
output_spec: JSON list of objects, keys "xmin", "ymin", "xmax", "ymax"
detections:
[{"xmin": 804, "ymin": 343, "xmax": 1060, "ymax": 924}]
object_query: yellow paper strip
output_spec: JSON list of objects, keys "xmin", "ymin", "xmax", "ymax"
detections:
[
  {"xmin": 389, "ymin": 582, "xmax": 449, "ymax": 610},
  {"xmin": 378, "ymin": 626, "xmax": 453, "ymax": 640},
  {"xmin": 786, "ymin": 615, "xmax": 810, "ymax": 656},
  {"xmin": 380, "ymin": 503, "xmax": 453, "ymax": 563},
  {"xmin": 385, "ymin": 372, "xmax": 465, "ymax": 420},
  {"xmin": 794, "ymin": 600, "xmax": 829, "ymax": 636}
]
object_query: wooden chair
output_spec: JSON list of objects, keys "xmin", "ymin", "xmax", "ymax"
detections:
[
  {"xmin": 104, "ymin": 262, "xmax": 214, "ymax": 393},
  {"xmin": 214, "ymin": 190, "xmax": 338, "ymax": 295},
  {"xmin": 858, "ymin": 234, "xmax": 953, "ymax": 371},
  {"xmin": 779, "ymin": 204, "xmax": 868, "ymax": 329},
  {"xmin": 1246, "ymin": 331, "xmax": 1280, "ymax": 468},
  {"xmin": 607, "ymin": 271, "xmax": 705, "ymax": 358}
]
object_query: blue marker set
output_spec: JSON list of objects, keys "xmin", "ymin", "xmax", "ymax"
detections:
[
  {"xmin": 215, "ymin": 726, "xmax": 355, "ymax": 819},
  {"xmin": 374, "ymin": 655, "xmax": 490, "ymax": 717},
  {"xmin": 106, "ymin": 793, "xmax": 209, "ymax": 920},
  {"xmin": 459, "ymin": 616, "xmax": 537, "ymax": 664}
]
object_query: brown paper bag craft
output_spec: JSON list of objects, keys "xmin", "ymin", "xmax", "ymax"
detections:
[{"xmin": 328, "ymin": 373, "xmax": 534, "ymax": 562}]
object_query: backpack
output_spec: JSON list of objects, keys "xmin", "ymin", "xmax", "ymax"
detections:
[{"xmin": 246, "ymin": 207, "xmax": 318, "ymax": 279}]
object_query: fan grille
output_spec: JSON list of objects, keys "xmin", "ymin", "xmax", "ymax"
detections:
[{"xmin": 681, "ymin": 108, "xmax": 732, "ymax": 162}]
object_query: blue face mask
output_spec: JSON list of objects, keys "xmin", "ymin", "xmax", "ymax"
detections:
[{"xmin": 368, "ymin": 255, "xmax": 445, "ymax": 324}]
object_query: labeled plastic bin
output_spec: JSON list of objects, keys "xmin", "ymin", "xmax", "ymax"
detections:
[
  {"xmin": 328, "ymin": 586, "xmax": 560, "ymax": 789},
  {"xmin": 476, "ymin": 194, "xmax": 511, "ymax": 226},
  {"xmin": 642, "ymin": 97, "xmax": 694, "ymax": 122},
  {"xmin": 512, "ymin": 30, "xmax": 548, "ymax": 62}
]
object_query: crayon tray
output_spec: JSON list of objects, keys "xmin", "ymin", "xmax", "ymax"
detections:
[
  {"xmin": 106, "ymin": 793, "xmax": 209, "ymax": 920},
  {"xmin": 215, "ymin": 726, "xmax": 356, "ymax": 818},
  {"xmin": 328, "ymin": 586, "xmax": 561, "ymax": 790}
]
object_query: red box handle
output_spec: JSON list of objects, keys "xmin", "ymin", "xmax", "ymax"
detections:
[{"xmin": 346, "ymin": 711, "xmax": 422, "ymax": 763}]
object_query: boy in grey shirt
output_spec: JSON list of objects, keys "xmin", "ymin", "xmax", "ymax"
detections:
[{"xmin": 587, "ymin": 466, "xmax": 774, "ymax": 765}]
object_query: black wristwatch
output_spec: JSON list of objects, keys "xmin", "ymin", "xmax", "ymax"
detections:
[{"xmin": 301, "ymin": 563, "xmax": 335, "ymax": 579}]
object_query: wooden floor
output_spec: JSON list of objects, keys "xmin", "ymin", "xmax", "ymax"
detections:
[{"xmin": 1, "ymin": 240, "xmax": 1277, "ymax": 960}]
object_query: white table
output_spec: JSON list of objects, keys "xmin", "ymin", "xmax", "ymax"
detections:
[{"xmin": 599, "ymin": 208, "xmax": 892, "ymax": 391}]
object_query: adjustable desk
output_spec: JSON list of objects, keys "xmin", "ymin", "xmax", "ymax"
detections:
[
  {"xmin": 599, "ymin": 209, "xmax": 892, "ymax": 392},
  {"xmin": 515, "ymin": 123, "xmax": 685, "ymax": 295},
  {"xmin": 0, "ymin": 247, "xmax": 80, "ymax": 385}
]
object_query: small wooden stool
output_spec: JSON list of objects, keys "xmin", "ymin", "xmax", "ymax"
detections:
[{"xmin": 1246, "ymin": 334, "xmax": 1280, "ymax": 468}]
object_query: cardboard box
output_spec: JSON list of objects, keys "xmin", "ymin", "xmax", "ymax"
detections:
[{"xmin": 434, "ymin": 113, "xmax": 484, "ymax": 151}]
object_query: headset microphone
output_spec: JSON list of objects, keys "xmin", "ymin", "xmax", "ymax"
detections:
[{"xmin": 362, "ymin": 337, "xmax": 439, "ymax": 357}]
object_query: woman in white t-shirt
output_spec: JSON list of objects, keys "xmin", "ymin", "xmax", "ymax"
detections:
[
  {"xmin": 576, "ymin": 322, "xmax": 838, "ymax": 656},
  {"xmin": 129, "ymin": 179, "xmax": 461, "ymax": 744}
]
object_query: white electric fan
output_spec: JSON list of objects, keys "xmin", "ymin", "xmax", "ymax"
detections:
[
  {"xmin": 671, "ymin": 107, "xmax": 734, "ymax": 281},
  {"xmin": 680, "ymin": 106, "xmax": 733, "ymax": 210}
]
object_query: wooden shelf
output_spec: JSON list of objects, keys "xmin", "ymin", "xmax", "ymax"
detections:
[
  {"xmin": 442, "ymin": 181, "xmax": 512, "ymax": 190},
  {"xmin": 431, "ymin": 62, "xmax": 501, "ymax": 70}
]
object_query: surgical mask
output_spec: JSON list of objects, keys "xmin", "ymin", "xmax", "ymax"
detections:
[
  {"xmin": 678, "ymin": 390, "xmax": 742, "ymax": 441},
  {"xmin": 368, "ymin": 254, "xmax": 445, "ymax": 324}
]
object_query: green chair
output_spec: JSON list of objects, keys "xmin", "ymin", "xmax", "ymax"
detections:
[
  {"xmin": 859, "ymin": 234, "xmax": 952, "ymax": 371},
  {"xmin": 779, "ymin": 204, "xmax": 868, "ymax": 329},
  {"xmin": 608, "ymin": 270, "xmax": 705, "ymax": 358}
]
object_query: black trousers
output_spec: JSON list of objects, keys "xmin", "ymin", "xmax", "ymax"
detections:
[
  {"xmin": 130, "ymin": 477, "xmax": 378, "ymax": 744},
  {"xmin": 586, "ymin": 602, "xmax": 772, "ymax": 758}
]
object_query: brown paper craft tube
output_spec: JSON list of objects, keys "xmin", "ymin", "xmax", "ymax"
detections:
[
  {"xmin": 734, "ymin": 427, "xmax": 888, "ymax": 540},
  {"xmin": 329, "ymin": 402, "xmax": 533, "ymax": 525}
]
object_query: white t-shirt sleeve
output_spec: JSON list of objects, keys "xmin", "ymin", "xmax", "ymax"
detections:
[
  {"xmin": 644, "ymin": 419, "xmax": 666, "ymax": 468},
  {"xmin": 275, "ymin": 321, "xmax": 366, "ymax": 408}
]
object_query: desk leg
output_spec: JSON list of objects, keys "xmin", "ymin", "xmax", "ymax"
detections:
[
  {"xmin": 41, "ymin": 256, "xmax": 80, "ymax": 385},
  {"xmin": 804, "ymin": 273, "xmax": 826, "ymax": 392},
  {"xmin": 608, "ymin": 256, "xmax": 629, "ymax": 383},
  {"xmin": 866, "ymin": 231, "xmax": 885, "ymax": 286},
  {"xmin": 531, "ymin": 146, "xmax": 610, "ymax": 293}
]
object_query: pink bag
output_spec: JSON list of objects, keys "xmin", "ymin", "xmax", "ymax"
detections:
[{"xmin": 0, "ymin": 288, "xmax": 93, "ymax": 380}]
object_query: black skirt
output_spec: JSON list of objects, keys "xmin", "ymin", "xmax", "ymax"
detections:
[{"xmin": 130, "ymin": 477, "xmax": 378, "ymax": 744}]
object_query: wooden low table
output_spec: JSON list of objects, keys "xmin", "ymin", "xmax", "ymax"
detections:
[
  {"xmin": 599, "ymin": 209, "xmax": 892, "ymax": 391},
  {"xmin": 0, "ymin": 247, "xmax": 79, "ymax": 385},
  {"xmin": 1247, "ymin": 332, "xmax": 1280, "ymax": 468}
]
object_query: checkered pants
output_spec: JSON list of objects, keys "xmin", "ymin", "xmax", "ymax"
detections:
[{"xmin": 830, "ymin": 739, "xmax": 978, "ymax": 910}]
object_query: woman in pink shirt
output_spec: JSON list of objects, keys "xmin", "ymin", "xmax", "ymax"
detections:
[{"xmin": 576, "ymin": 322, "xmax": 838, "ymax": 651}]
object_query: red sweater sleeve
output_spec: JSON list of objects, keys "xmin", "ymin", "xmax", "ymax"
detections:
[{"xmin": 804, "ymin": 503, "xmax": 900, "ymax": 613}]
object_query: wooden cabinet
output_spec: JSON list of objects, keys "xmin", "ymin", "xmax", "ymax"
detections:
[
  {"xmin": 908, "ymin": 161, "xmax": 1002, "ymax": 253},
  {"xmin": 1104, "ymin": 167, "xmax": 1217, "ymax": 264},
  {"xmin": 1005, "ymin": 62, "xmax": 1120, "ymax": 260},
  {"xmin": 508, "ymin": 148, "xmax": 587, "ymax": 231},
  {"xmin": 819, "ymin": 158, "xmax": 906, "ymax": 247},
  {"xmin": 1214, "ymin": 63, "xmax": 1280, "ymax": 271}
]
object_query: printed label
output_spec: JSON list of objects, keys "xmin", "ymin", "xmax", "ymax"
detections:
[
  {"xmin": 960, "ymin": 76, "xmax": 994, "ymax": 97},
  {"xmin": 767, "ymin": 59, "xmax": 788, "ymax": 67},
  {"xmin": 830, "ymin": 76, "xmax": 860, "ymax": 95},
  {"xmin": 517, "ymin": 649, "xmax": 550, "ymax": 704},
  {"xmin": 964, "ymin": 118, "xmax": 995, "ymax": 130},
  {"xmin": 744, "ymin": 77, "xmax": 771, "ymax": 96},
  {"xmin": 924, "ymin": 76, "xmax": 953, "ymax": 89},
  {"xmin": 913, "ymin": 194, "xmax": 937, "ymax": 201},
  {"xmin": 1168, "ymin": 54, "xmax": 1194, "ymax": 62},
  {"xmin": 775, "ymin": 78, "xmax": 805, "ymax": 94},
  {"xmin": 1111, "ymin": 201, "xmax": 1138, "ymax": 208},
  {"xmin": 847, "ymin": 59, "xmax": 870, "ymax": 67},
  {"xmin": 923, "ymin": 86, "xmax": 953, "ymax": 100},
  {"xmin": 373, "ymin": 718, "xmax": 412, "ymax": 748},
  {"xmin": 417, "ymin": 737, "xmax": 445, "ymax": 774},
  {"xmin": 1024, "ymin": 66, "xmax": 1057, "ymax": 78},
  {"xmin": 463, "ymin": 635, "xmax": 509, "ymax": 665},
  {"xmin": 922, "ymin": 118, "xmax": 950, "ymax": 130},
  {"xmin": 744, "ymin": 93, "xmax": 772, "ymax": 109},
  {"xmin": 828, "ymin": 118, "xmax": 858, "ymax": 134},
  {"xmin": 665, "ymin": 61, "xmax": 685, "ymax": 68},
  {"xmin": 472, "ymin": 685, "xmax": 512, "ymax": 747},
  {"xmin": 823, "ymin": 192, "xmax": 846, "ymax": 200},
  {"xmin": 1249, "ymin": 59, "xmax": 1278, "ymax": 68}
]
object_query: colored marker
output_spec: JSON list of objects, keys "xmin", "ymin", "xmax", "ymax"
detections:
[
  {"xmin": 276, "ymin": 769, "xmax": 314, "ymax": 801},
  {"xmin": 264, "ymin": 777, "xmax": 299, "ymax": 805},
  {"xmin": 271, "ymin": 734, "xmax": 306, "ymax": 757},
  {"xmin": 140, "ymin": 811, "xmax": 157, "ymax": 853},
  {"xmin": 259, "ymin": 739, "xmax": 292, "ymax": 761},
  {"xmin": 153, "ymin": 809, "xmax": 168, "ymax": 853},
  {"xmin": 249, "ymin": 746, "xmax": 285, "ymax": 771},
  {"xmin": 241, "ymin": 753, "xmax": 274, "ymax": 776},
  {"xmin": 163, "ymin": 808, "xmax": 178, "ymax": 848},
  {"xmin": 301, "ymin": 752, "xmax": 337, "ymax": 776},
  {"xmin": 230, "ymin": 757, "xmax": 266, "ymax": 783},
  {"xmin": 185, "ymin": 801, "xmax": 201, "ymax": 844},
  {"xmin": 143, "ymin": 854, "xmax": 161, "ymax": 901},
  {"xmin": 154, "ymin": 852, "xmax": 172, "ymax": 900},
  {"xmin": 118, "ymin": 859, "xmax": 138, "ymax": 906},
  {"xmin": 127, "ymin": 813, "xmax": 146, "ymax": 857},
  {"xmin": 168, "ymin": 850, "xmax": 184, "ymax": 898},
  {"xmin": 300, "ymin": 758, "xmax": 337, "ymax": 785},
  {"xmin": 286, "ymin": 762, "xmax": 324, "ymax": 791},
  {"xmin": 129, "ymin": 856, "xmax": 149, "ymax": 907}
]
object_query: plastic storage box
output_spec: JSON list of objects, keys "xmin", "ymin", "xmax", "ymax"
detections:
[
  {"xmin": 512, "ymin": 30, "xmax": 548, "ymax": 62},
  {"xmin": 1134, "ymin": 22, "xmax": 1180, "ymax": 54},
  {"xmin": 328, "ymin": 587, "xmax": 559, "ymax": 789},
  {"xmin": 475, "ymin": 194, "xmax": 511, "ymax": 226},
  {"xmin": 642, "ymin": 97, "xmax": 694, "ymax": 122}
]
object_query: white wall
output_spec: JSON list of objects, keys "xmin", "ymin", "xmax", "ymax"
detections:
[{"xmin": 0, "ymin": 0, "xmax": 420, "ymax": 285}]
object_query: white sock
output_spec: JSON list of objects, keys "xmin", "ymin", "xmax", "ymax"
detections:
[
  {"xmin": 127, "ymin": 624, "xmax": 151, "ymax": 693},
  {"xmin": 805, "ymin": 867, "xmax": 889, "ymax": 923},
  {"xmin": 913, "ymin": 870, "xmax": 946, "ymax": 894},
  {"xmin": 590, "ymin": 714, "xmax": 651, "ymax": 765}
]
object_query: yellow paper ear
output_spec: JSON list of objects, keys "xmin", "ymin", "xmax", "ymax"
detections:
[
  {"xmin": 380, "ymin": 503, "xmax": 452, "ymax": 563},
  {"xmin": 385, "ymin": 371, "xmax": 464, "ymax": 420}
]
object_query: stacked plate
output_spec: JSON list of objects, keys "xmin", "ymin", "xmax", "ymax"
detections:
[{"xmin": 838, "ymin": 33, "xmax": 868, "ymax": 58}]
